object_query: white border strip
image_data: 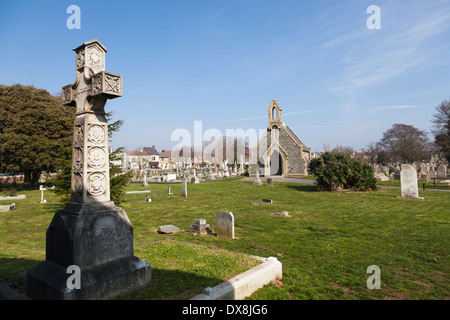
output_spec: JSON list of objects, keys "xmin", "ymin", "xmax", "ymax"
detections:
[{"xmin": 191, "ymin": 257, "xmax": 282, "ymax": 300}]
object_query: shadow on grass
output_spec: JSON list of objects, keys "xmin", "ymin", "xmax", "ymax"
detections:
[
  {"xmin": 117, "ymin": 267, "xmax": 228, "ymax": 300},
  {"xmin": 285, "ymin": 184, "xmax": 319, "ymax": 192},
  {"xmin": 0, "ymin": 258, "xmax": 233, "ymax": 300},
  {"xmin": 0, "ymin": 257, "xmax": 40, "ymax": 285}
]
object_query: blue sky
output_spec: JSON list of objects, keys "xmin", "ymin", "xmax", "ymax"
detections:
[{"xmin": 1, "ymin": 0, "xmax": 449, "ymax": 153}]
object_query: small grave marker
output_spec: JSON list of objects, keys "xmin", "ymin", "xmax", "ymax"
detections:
[{"xmin": 216, "ymin": 211, "xmax": 235, "ymax": 239}]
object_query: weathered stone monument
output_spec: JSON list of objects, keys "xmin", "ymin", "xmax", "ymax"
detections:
[
  {"xmin": 223, "ymin": 160, "xmax": 230, "ymax": 178},
  {"xmin": 400, "ymin": 164, "xmax": 424, "ymax": 200},
  {"xmin": 142, "ymin": 171, "xmax": 148, "ymax": 186},
  {"xmin": 27, "ymin": 40, "xmax": 151, "ymax": 300},
  {"xmin": 239, "ymin": 154, "xmax": 245, "ymax": 174},
  {"xmin": 253, "ymin": 170, "xmax": 263, "ymax": 185},
  {"xmin": 437, "ymin": 165, "xmax": 447, "ymax": 178},
  {"xmin": 182, "ymin": 174, "xmax": 188, "ymax": 197},
  {"xmin": 190, "ymin": 168, "xmax": 199, "ymax": 184},
  {"xmin": 266, "ymin": 178, "xmax": 273, "ymax": 186},
  {"xmin": 216, "ymin": 211, "xmax": 235, "ymax": 239},
  {"xmin": 186, "ymin": 219, "xmax": 213, "ymax": 236}
]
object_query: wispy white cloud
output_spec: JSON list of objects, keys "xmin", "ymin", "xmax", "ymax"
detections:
[
  {"xmin": 366, "ymin": 105, "xmax": 419, "ymax": 114},
  {"xmin": 321, "ymin": 1, "xmax": 450, "ymax": 123}
]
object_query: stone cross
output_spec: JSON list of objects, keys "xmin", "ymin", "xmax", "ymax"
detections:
[
  {"xmin": 62, "ymin": 39, "xmax": 123, "ymax": 204},
  {"xmin": 39, "ymin": 185, "xmax": 47, "ymax": 204},
  {"xmin": 27, "ymin": 40, "xmax": 151, "ymax": 300}
]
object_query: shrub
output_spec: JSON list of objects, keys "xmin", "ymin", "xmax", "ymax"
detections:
[{"xmin": 309, "ymin": 152, "xmax": 377, "ymax": 191}]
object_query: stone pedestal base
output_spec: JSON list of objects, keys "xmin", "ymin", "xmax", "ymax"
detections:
[
  {"xmin": 26, "ymin": 201, "xmax": 151, "ymax": 300},
  {"xmin": 27, "ymin": 256, "xmax": 150, "ymax": 300}
]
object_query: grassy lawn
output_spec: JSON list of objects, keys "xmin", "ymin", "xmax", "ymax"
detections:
[
  {"xmin": 0, "ymin": 177, "xmax": 449, "ymax": 300},
  {"xmin": 377, "ymin": 179, "xmax": 450, "ymax": 190}
]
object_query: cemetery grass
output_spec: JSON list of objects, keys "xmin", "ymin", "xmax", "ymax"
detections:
[
  {"xmin": 0, "ymin": 178, "xmax": 448, "ymax": 300},
  {"xmin": 377, "ymin": 180, "xmax": 450, "ymax": 190}
]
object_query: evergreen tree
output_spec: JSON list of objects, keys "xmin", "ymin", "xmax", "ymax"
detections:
[{"xmin": 0, "ymin": 84, "xmax": 73, "ymax": 185}]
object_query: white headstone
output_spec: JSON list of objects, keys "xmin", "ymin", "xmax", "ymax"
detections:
[
  {"xmin": 400, "ymin": 165, "xmax": 424, "ymax": 199},
  {"xmin": 216, "ymin": 211, "xmax": 235, "ymax": 239}
]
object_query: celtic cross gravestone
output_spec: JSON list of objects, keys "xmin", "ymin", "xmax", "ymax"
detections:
[{"xmin": 27, "ymin": 40, "xmax": 151, "ymax": 300}]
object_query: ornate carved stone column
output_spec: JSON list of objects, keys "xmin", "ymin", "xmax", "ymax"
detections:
[{"xmin": 27, "ymin": 40, "xmax": 151, "ymax": 300}]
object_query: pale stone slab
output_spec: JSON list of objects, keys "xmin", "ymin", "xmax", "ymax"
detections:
[
  {"xmin": 400, "ymin": 164, "xmax": 424, "ymax": 200},
  {"xmin": 0, "ymin": 195, "xmax": 26, "ymax": 200},
  {"xmin": 273, "ymin": 211, "xmax": 291, "ymax": 217},
  {"xmin": 158, "ymin": 225, "xmax": 181, "ymax": 234},
  {"xmin": 217, "ymin": 211, "xmax": 234, "ymax": 239},
  {"xmin": 186, "ymin": 219, "xmax": 213, "ymax": 235}
]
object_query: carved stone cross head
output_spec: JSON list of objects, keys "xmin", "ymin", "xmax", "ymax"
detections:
[
  {"xmin": 62, "ymin": 40, "xmax": 123, "ymax": 204},
  {"xmin": 62, "ymin": 39, "xmax": 122, "ymax": 114}
]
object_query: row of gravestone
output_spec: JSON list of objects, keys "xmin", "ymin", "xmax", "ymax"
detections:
[
  {"xmin": 158, "ymin": 211, "xmax": 235, "ymax": 239},
  {"xmin": 373, "ymin": 163, "xmax": 448, "ymax": 178}
]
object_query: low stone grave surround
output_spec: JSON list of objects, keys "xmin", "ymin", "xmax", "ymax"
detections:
[
  {"xmin": 191, "ymin": 256, "xmax": 282, "ymax": 300},
  {"xmin": 0, "ymin": 195, "xmax": 26, "ymax": 201}
]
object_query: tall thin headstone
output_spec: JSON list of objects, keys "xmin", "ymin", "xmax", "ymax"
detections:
[
  {"xmin": 400, "ymin": 164, "xmax": 424, "ymax": 200},
  {"xmin": 182, "ymin": 174, "xmax": 188, "ymax": 197},
  {"xmin": 142, "ymin": 170, "xmax": 148, "ymax": 186},
  {"xmin": 437, "ymin": 165, "xmax": 447, "ymax": 178},
  {"xmin": 239, "ymin": 154, "xmax": 244, "ymax": 174},
  {"xmin": 216, "ymin": 211, "xmax": 235, "ymax": 239},
  {"xmin": 27, "ymin": 40, "xmax": 151, "ymax": 300}
]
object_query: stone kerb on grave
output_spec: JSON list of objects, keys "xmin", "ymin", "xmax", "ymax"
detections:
[{"xmin": 26, "ymin": 40, "xmax": 151, "ymax": 300}]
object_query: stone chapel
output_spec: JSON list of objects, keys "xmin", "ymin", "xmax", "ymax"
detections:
[{"xmin": 249, "ymin": 99, "xmax": 311, "ymax": 177}]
